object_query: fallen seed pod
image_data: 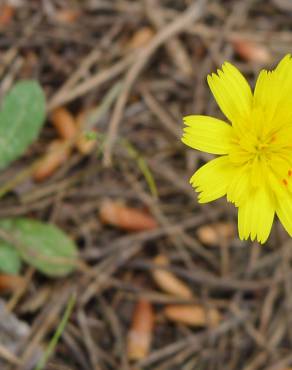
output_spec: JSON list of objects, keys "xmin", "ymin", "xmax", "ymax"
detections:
[
  {"xmin": 55, "ymin": 9, "xmax": 81, "ymax": 24},
  {"xmin": 164, "ymin": 304, "xmax": 221, "ymax": 327},
  {"xmin": 0, "ymin": 274, "xmax": 25, "ymax": 292},
  {"xmin": 0, "ymin": 5, "xmax": 15, "ymax": 27},
  {"xmin": 127, "ymin": 27, "xmax": 155, "ymax": 49},
  {"xmin": 50, "ymin": 107, "xmax": 78, "ymax": 140},
  {"xmin": 127, "ymin": 299, "xmax": 154, "ymax": 360},
  {"xmin": 196, "ymin": 222, "xmax": 236, "ymax": 246},
  {"xmin": 100, "ymin": 199, "xmax": 158, "ymax": 231},
  {"xmin": 33, "ymin": 140, "xmax": 71, "ymax": 182},
  {"xmin": 152, "ymin": 255, "xmax": 193, "ymax": 299},
  {"xmin": 231, "ymin": 37, "xmax": 271, "ymax": 63}
]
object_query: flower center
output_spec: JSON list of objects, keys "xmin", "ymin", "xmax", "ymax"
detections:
[{"xmin": 253, "ymin": 135, "xmax": 274, "ymax": 158}]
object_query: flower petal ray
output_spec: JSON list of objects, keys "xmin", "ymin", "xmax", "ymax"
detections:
[
  {"xmin": 207, "ymin": 62, "xmax": 252, "ymax": 128},
  {"xmin": 182, "ymin": 115, "xmax": 232, "ymax": 154}
]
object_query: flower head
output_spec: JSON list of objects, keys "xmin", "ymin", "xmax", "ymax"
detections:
[{"xmin": 182, "ymin": 54, "xmax": 292, "ymax": 243}]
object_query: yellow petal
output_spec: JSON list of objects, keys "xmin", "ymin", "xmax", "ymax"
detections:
[
  {"xmin": 254, "ymin": 70, "xmax": 281, "ymax": 129},
  {"xmin": 227, "ymin": 165, "xmax": 250, "ymax": 206},
  {"xmin": 190, "ymin": 156, "xmax": 235, "ymax": 203},
  {"xmin": 275, "ymin": 54, "xmax": 292, "ymax": 104},
  {"xmin": 207, "ymin": 62, "xmax": 252, "ymax": 127},
  {"xmin": 276, "ymin": 191, "xmax": 292, "ymax": 237},
  {"xmin": 238, "ymin": 188, "xmax": 275, "ymax": 243},
  {"xmin": 275, "ymin": 53, "xmax": 292, "ymax": 77},
  {"xmin": 254, "ymin": 69, "xmax": 274, "ymax": 110},
  {"xmin": 254, "ymin": 54, "xmax": 292, "ymax": 129},
  {"xmin": 182, "ymin": 115, "xmax": 232, "ymax": 154}
]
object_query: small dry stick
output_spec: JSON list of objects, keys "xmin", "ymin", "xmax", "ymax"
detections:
[
  {"xmin": 141, "ymin": 85, "xmax": 181, "ymax": 138},
  {"xmin": 0, "ymin": 343, "xmax": 21, "ymax": 366},
  {"xmin": 145, "ymin": 0, "xmax": 193, "ymax": 76},
  {"xmin": 103, "ymin": 0, "xmax": 206, "ymax": 166},
  {"xmin": 48, "ymin": 53, "xmax": 134, "ymax": 111}
]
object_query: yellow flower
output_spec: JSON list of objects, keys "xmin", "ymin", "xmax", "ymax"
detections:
[{"xmin": 182, "ymin": 54, "xmax": 292, "ymax": 244}]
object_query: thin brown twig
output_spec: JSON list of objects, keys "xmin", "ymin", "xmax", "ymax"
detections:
[
  {"xmin": 102, "ymin": 0, "xmax": 206, "ymax": 166},
  {"xmin": 144, "ymin": 0, "xmax": 193, "ymax": 76}
]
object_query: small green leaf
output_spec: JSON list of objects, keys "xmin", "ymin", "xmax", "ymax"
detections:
[
  {"xmin": 0, "ymin": 242, "xmax": 22, "ymax": 275},
  {"xmin": 0, "ymin": 218, "xmax": 78, "ymax": 277},
  {"xmin": 0, "ymin": 80, "xmax": 46, "ymax": 169},
  {"xmin": 84, "ymin": 131, "xmax": 97, "ymax": 141}
]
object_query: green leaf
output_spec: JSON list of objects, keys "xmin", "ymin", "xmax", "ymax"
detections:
[
  {"xmin": 0, "ymin": 218, "xmax": 78, "ymax": 277},
  {"xmin": 0, "ymin": 80, "xmax": 46, "ymax": 169},
  {"xmin": 84, "ymin": 131, "xmax": 97, "ymax": 140},
  {"xmin": 0, "ymin": 242, "xmax": 22, "ymax": 275}
]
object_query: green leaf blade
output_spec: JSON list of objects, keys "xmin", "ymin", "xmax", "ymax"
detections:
[
  {"xmin": 0, "ymin": 218, "xmax": 78, "ymax": 277},
  {"xmin": 0, "ymin": 242, "xmax": 22, "ymax": 275},
  {"xmin": 0, "ymin": 80, "xmax": 46, "ymax": 169}
]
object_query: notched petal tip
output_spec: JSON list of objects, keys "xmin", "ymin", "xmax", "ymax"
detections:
[
  {"xmin": 207, "ymin": 61, "xmax": 235, "ymax": 80},
  {"xmin": 238, "ymin": 232, "xmax": 247, "ymax": 242},
  {"xmin": 258, "ymin": 236, "xmax": 268, "ymax": 244},
  {"xmin": 181, "ymin": 135, "xmax": 190, "ymax": 147},
  {"xmin": 239, "ymin": 231, "xmax": 259, "ymax": 243},
  {"xmin": 181, "ymin": 115, "xmax": 232, "ymax": 155},
  {"xmin": 207, "ymin": 73, "xmax": 216, "ymax": 85},
  {"xmin": 222, "ymin": 61, "xmax": 232, "ymax": 68},
  {"xmin": 221, "ymin": 61, "xmax": 238, "ymax": 73},
  {"xmin": 198, "ymin": 197, "xmax": 208, "ymax": 204},
  {"xmin": 182, "ymin": 115, "xmax": 195, "ymax": 126},
  {"xmin": 181, "ymin": 135, "xmax": 193, "ymax": 150},
  {"xmin": 280, "ymin": 53, "xmax": 292, "ymax": 63},
  {"xmin": 189, "ymin": 172, "xmax": 198, "ymax": 186}
]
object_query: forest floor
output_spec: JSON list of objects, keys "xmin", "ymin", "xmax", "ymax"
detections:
[{"xmin": 1, "ymin": 1, "xmax": 292, "ymax": 369}]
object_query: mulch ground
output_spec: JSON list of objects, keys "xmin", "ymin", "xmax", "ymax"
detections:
[{"xmin": 1, "ymin": 0, "xmax": 292, "ymax": 369}]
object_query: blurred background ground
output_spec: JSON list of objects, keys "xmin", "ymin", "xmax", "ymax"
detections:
[{"xmin": 1, "ymin": 0, "xmax": 292, "ymax": 369}]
